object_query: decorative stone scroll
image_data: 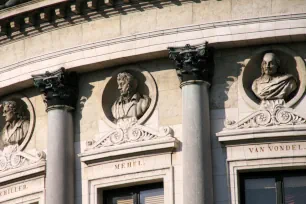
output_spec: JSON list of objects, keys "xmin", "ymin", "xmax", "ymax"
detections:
[
  {"xmin": 225, "ymin": 100, "xmax": 306, "ymax": 130},
  {"xmin": 86, "ymin": 124, "xmax": 173, "ymax": 150},
  {"xmin": 168, "ymin": 42, "xmax": 214, "ymax": 83},
  {"xmin": 0, "ymin": 145, "xmax": 45, "ymax": 172}
]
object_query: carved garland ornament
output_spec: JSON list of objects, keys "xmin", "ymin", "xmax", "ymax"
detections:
[
  {"xmin": 225, "ymin": 100, "xmax": 306, "ymax": 129},
  {"xmin": 86, "ymin": 125, "xmax": 173, "ymax": 150}
]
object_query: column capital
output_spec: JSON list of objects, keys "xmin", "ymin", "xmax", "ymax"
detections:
[
  {"xmin": 168, "ymin": 42, "xmax": 214, "ymax": 84},
  {"xmin": 32, "ymin": 68, "xmax": 78, "ymax": 111}
]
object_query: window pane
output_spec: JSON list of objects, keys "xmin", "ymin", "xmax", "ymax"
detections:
[
  {"xmin": 244, "ymin": 178, "xmax": 276, "ymax": 204},
  {"xmin": 140, "ymin": 187, "xmax": 164, "ymax": 204},
  {"xmin": 106, "ymin": 194, "xmax": 134, "ymax": 204},
  {"xmin": 284, "ymin": 176, "xmax": 306, "ymax": 204}
]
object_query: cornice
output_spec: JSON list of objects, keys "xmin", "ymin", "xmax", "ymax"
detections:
[
  {"xmin": 1, "ymin": 12, "xmax": 306, "ymax": 72},
  {"xmin": 0, "ymin": 12, "xmax": 305, "ymax": 96}
]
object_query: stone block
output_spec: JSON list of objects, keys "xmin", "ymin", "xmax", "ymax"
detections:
[
  {"xmin": 82, "ymin": 17, "xmax": 121, "ymax": 44},
  {"xmin": 0, "ymin": 40, "xmax": 25, "ymax": 69},
  {"xmin": 121, "ymin": 9, "xmax": 157, "ymax": 36},
  {"xmin": 51, "ymin": 24, "xmax": 83, "ymax": 51},
  {"xmin": 158, "ymin": 89, "xmax": 182, "ymax": 126},
  {"xmin": 155, "ymin": 4, "xmax": 192, "ymax": 30},
  {"xmin": 192, "ymin": 0, "xmax": 231, "ymax": 24},
  {"xmin": 34, "ymin": 116, "xmax": 48, "ymax": 151}
]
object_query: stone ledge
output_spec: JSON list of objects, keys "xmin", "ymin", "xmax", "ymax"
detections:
[
  {"xmin": 0, "ymin": 161, "xmax": 45, "ymax": 184},
  {"xmin": 79, "ymin": 137, "xmax": 178, "ymax": 164},
  {"xmin": 216, "ymin": 125, "xmax": 306, "ymax": 144}
]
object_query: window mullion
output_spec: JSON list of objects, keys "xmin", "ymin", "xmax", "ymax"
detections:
[
  {"xmin": 276, "ymin": 176, "xmax": 283, "ymax": 204},
  {"xmin": 133, "ymin": 192, "xmax": 138, "ymax": 204}
]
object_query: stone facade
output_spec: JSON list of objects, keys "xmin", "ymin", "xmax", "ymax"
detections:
[{"xmin": 0, "ymin": 0, "xmax": 306, "ymax": 204}]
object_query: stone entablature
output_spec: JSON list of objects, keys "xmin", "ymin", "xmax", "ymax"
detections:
[{"xmin": 1, "ymin": 13, "xmax": 306, "ymax": 98}]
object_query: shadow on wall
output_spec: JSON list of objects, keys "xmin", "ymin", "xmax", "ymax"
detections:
[{"xmin": 210, "ymin": 48, "xmax": 249, "ymax": 110}]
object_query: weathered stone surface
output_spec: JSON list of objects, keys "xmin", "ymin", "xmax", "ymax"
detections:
[
  {"xmin": 32, "ymin": 68, "xmax": 78, "ymax": 111},
  {"xmin": 168, "ymin": 42, "xmax": 214, "ymax": 83}
]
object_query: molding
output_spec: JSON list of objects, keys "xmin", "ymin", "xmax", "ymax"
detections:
[
  {"xmin": 80, "ymin": 124, "xmax": 178, "ymax": 163},
  {"xmin": 228, "ymin": 157, "xmax": 306, "ymax": 204},
  {"xmin": 80, "ymin": 137, "xmax": 178, "ymax": 163},
  {"xmin": 1, "ymin": 12, "xmax": 306, "ymax": 71},
  {"xmin": 0, "ymin": 13, "xmax": 306, "ymax": 95},
  {"xmin": 0, "ymin": 151, "xmax": 45, "ymax": 184},
  {"xmin": 32, "ymin": 67, "xmax": 78, "ymax": 111}
]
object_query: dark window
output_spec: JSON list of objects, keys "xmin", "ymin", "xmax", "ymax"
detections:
[
  {"xmin": 240, "ymin": 170, "xmax": 306, "ymax": 204},
  {"xmin": 103, "ymin": 183, "xmax": 164, "ymax": 204}
]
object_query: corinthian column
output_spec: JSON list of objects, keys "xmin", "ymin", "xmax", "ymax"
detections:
[
  {"xmin": 168, "ymin": 43, "xmax": 214, "ymax": 204},
  {"xmin": 32, "ymin": 68, "xmax": 78, "ymax": 204}
]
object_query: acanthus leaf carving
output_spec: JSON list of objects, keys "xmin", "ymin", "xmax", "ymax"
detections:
[
  {"xmin": 225, "ymin": 100, "xmax": 306, "ymax": 130},
  {"xmin": 86, "ymin": 125, "xmax": 173, "ymax": 150}
]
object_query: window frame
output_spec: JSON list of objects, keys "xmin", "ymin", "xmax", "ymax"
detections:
[
  {"xmin": 103, "ymin": 182, "xmax": 164, "ymax": 204},
  {"xmin": 239, "ymin": 170, "xmax": 306, "ymax": 204}
]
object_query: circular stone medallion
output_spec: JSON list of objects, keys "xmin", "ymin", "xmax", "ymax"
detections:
[
  {"xmin": 101, "ymin": 66, "xmax": 157, "ymax": 128},
  {"xmin": 239, "ymin": 46, "xmax": 306, "ymax": 109}
]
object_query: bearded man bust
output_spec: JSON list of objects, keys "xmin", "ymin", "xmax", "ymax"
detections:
[{"xmin": 251, "ymin": 52, "xmax": 298, "ymax": 101}]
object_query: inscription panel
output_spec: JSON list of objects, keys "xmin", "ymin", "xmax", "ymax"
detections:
[
  {"xmin": 228, "ymin": 142, "xmax": 306, "ymax": 161},
  {"xmin": 87, "ymin": 154, "xmax": 171, "ymax": 180},
  {"xmin": 0, "ymin": 177, "xmax": 44, "ymax": 203}
]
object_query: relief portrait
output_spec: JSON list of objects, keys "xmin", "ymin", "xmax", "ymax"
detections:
[
  {"xmin": 0, "ymin": 100, "xmax": 30, "ymax": 147},
  {"xmin": 252, "ymin": 52, "xmax": 298, "ymax": 101},
  {"xmin": 111, "ymin": 72, "xmax": 151, "ymax": 124}
]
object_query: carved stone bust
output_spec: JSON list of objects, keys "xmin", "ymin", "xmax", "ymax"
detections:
[
  {"xmin": 0, "ymin": 100, "xmax": 30, "ymax": 147},
  {"xmin": 111, "ymin": 72, "xmax": 151, "ymax": 124},
  {"xmin": 252, "ymin": 52, "xmax": 298, "ymax": 101}
]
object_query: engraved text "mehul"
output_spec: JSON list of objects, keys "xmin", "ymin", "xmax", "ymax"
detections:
[
  {"xmin": 115, "ymin": 160, "xmax": 144, "ymax": 170},
  {"xmin": 0, "ymin": 184, "xmax": 27, "ymax": 197},
  {"xmin": 249, "ymin": 144, "xmax": 304, "ymax": 153}
]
